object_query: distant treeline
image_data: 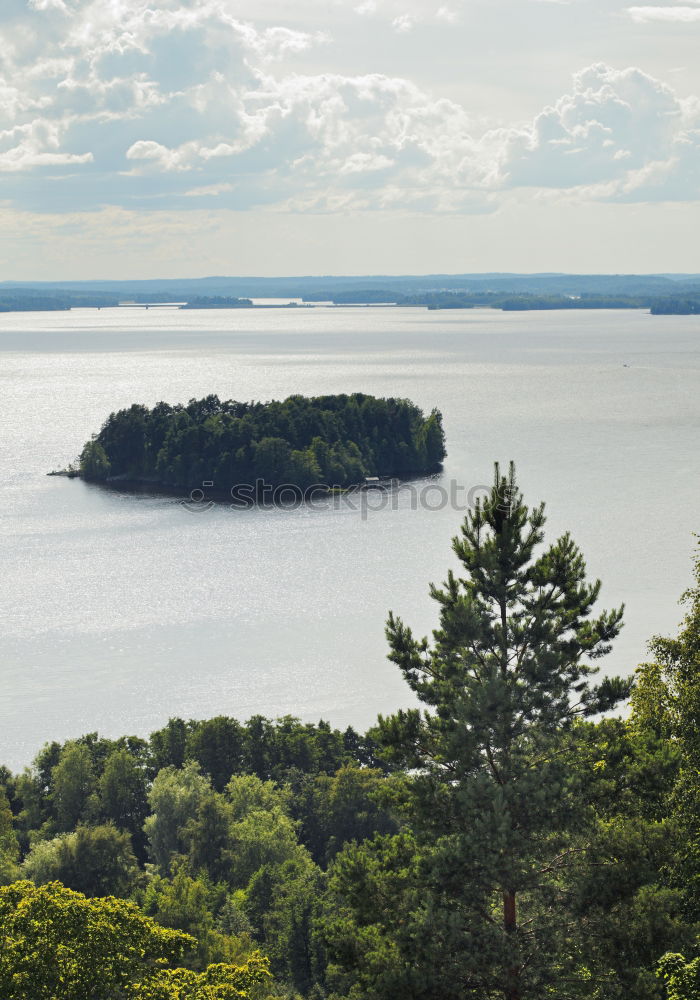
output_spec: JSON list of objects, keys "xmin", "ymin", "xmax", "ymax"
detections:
[
  {"xmin": 0, "ymin": 290, "xmax": 119, "ymax": 312},
  {"xmin": 4, "ymin": 279, "xmax": 700, "ymax": 312},
  {"xmin": 498, "ymin": 294, "xmax": 646, "ymax": 311},
  {"xmin": 400, "ymin": 291, "xmax": 651, "ymax": 310},
  {"xmin": 302, "ymin": 289, "xmax": 400, "ymax": 304},
  {"xmin": 0, "ymin": 291, "xmax": 255, "ymax": 312},
  {"xmin": 79, "ymin": 393, "xmax": 446, "ymax": 492},
  {"xmin": 180, "ymin": 296, "xmax": 253, "ymax": 309},
  {"xmin": 0, "ymin": 296, "xmax": 71, "ymax": 313},
  {"xmin": 650, "ymin": 296, "xmax": 700, "ymax": 314},
  {"xmin": 294, "ymin": 289, "xmax": 652, "ymax": 308},
  {"xmin": 292, "ymin": 288, "xmax": 700, "ymax": 311}
]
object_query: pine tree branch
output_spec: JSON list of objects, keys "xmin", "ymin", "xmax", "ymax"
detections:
[{"xmin": 484, "ymin": 743, "xmax": 504, "ymax": 785}]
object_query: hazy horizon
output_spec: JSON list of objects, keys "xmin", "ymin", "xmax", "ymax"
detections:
[{"xmin": 3, "ymin": 270, "xmax": 700, "ymax": 286}]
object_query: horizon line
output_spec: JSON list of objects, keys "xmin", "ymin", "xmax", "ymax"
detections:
[{"xmin": 2, "ymin": 271, "xmax": 700, "ymax": 285}]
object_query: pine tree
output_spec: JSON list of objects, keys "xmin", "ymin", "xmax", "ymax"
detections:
[{"xmin": 377, "ymin": 463, "xmax": 628, "ymax": 999}]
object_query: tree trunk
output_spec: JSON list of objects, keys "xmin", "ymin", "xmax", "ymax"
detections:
[{"xmin": 503, "ymin": 890, "xmax": 520, "ymax": 1000}]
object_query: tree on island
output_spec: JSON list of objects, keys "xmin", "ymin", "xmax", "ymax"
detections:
[
  {"xmin": 327, "ymin": 463, "xmax": 629, "ymax": 999},
  {"xmin": 80, "ymin": 439, "xmax": 111, "ymax": 480}
]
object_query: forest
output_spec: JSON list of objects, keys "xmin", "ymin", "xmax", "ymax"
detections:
[
  {"xmin": 2, "ymin": 467, "xmax": 700, "ymax": 1000},
  {"xmin": 650, "ymin": 298, "xmax": 700, "ymax": 315},
  {"xmin": 419, "ymin": 292, "xmax": 650, "ymax": 310},
  {"xmin": 79, "ymin": 393, "xmax": 447, "ymax": 493}
]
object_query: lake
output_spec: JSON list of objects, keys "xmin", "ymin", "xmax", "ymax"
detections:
[{"xmin": 1, "ymin": 306, "xmax": 698, "ymax": 771}]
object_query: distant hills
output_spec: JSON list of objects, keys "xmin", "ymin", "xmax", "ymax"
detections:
[{"xmin": 3, "ymin": 272, "xmax": 700, "ymax": 296}]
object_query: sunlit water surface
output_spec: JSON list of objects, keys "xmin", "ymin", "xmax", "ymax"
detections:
[{"xmin": 1, "ymin": 306, "xmax": 698, "ymax": 770}]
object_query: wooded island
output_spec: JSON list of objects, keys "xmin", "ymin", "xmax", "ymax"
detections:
[{"xmin": 79, "ymin": 393, "xmax": 446, "ymax": 495}]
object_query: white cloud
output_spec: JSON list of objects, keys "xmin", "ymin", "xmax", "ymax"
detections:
[
  {"xmin": 183, "ymin": 181, "xmax": 234, "ymax": 197},
  {"xmin": 436, "ymin": 7, "xmax": 460, "ymax": 23},
  {"xmin": 0, "ymin": 116, "xmax": 93, "ymax": 172},
  {"xmin": 628, "ymin": 5, "xmax": 700, "ymax": 21},
  {"xmin": 126, "ymin": 139, "xmax": 189, "ymax": 171},
  {"xmin": 495, "ymin": 63, "xmax": 700, "ymax": 200},
  {"xmin": 28, "ymin": 0, "xmax": 69, "ymax": 10},
  {"xmin": 0, "ymin": 0, "xmax": 327, "ymax": 189},
  {"xmin": 115, "ymin": 69, "xmax": 489, "ymax": 211},
  {"xmin": 392, "ymin": 14, "xmax": 415, "ymax": 32},
  {"xmin": 339, "ymin": 151, "xmax": 395, "ymax": 173},
  {"xmin": 0, "ymin": 149, "xmax": 93, "ymax": 171},
  {"xmin": 352, "ymin": 0, "xmax": 468, "ymax": 28},
  {"xmin": 0, "ymin": 0, "xmax": 699, "ymax": 215}
]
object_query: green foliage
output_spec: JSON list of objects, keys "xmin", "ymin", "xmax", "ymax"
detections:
[
  {"xmin": 150, "ymin": 718, "xmax": 191, "ymax": 772},
  {"xmin": 147, "ymin": 715, "xmax": 380, "ymax": 785},
  {"xmin": 629, "ymin": 541, "xmax": 700, "ymax": 922},
  {"xmin": 184, "ymin": 792, "xmax": 236, "ymax": 884},
  {"xmin": 80, "ymin": 438, "xmax": 112, "ymax": 479},
  {"xmin": 0, "ymin": 719, "xmax": 361, "ymax": 997},
  {"xmin": 186, "ymin": 718, "xmax": 246, "ymax": 793},
  {"xmin": 11, "ymin": 770, "xmax": 49, "ymax": 853},
  {"xmin": 645, "ymin": 540, "xmax": 700, "ymax": 765},
  {"xmin": 22, "ymin": 823, "xmax": 140, "ymax": 897},
  {"xmin": 226, "ymin": 774, "xmax": 291, "ymax": 819},
  {"xmin": 84, "ymin": 393, "xmax": 446, "ymax": 489},
  {"xmin": 658, "ymin": 953, "xmax": 700, "ymax": 1000},
  {"xmin": 324, "ymin": 831, "xmax": 454, "ymax": 1000},
  {"xmin": 568, "ymin": 812, "xmax": 693, "ymax": 999},
  {"xmin": 288, "ymin": 766, "xmax": 398, "ymax": 866},
  {"xmin": 145, "ymin": 763, "xmax": 213, "ymax": 874},
  {"xmin": 225, "ymin": 775, "xmax": 309, "ymax": 890},
  {"xmin": 99, "ymin": 747, "xmax": 150, "ymax": 858},
  {"xmin": 130, "ymin": 954, "xmax": 273, "ymax": 999},
  {"xmin": 575, "ymin": 716, "xmax": 681, "ymax": 823},
  {"xmin": 0, "ymin": 880, "xmax": 190, "ymax": 999},
  {"xmin": 0, "ymin": 789, "xmax": 20, "ymax": 885},
  {"xmin": 0, "ymin": 880, "xmax": 273, "ymax": 999},
  {"xmin": 4, "ymin": 535, "xmax": 700, "ymax": 999},
  {"xmin": 244, "ymin": 856, "xmax": 325, "ymax": 995},
  {"xmin": 142, "ymin": 868, "xmax": 253, "ymax": 970},
  {"xmin": 50, "ymin": 740, "xmax": 98, "ymax": 831},
  {"xmin": 630, "ymin": 661, "xmax": 675, "ymax": 739}
]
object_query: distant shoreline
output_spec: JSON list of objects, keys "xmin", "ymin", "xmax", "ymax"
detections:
[
  {"xmin": 2, "ymin": 273, "xmax": 700, "ymax": 315},
  {"xmin": 46, "ymin": 471, "xmax": 440, "ymax": 508},
  {"xmin": 4, "ymin": 301, "xmax": 698, "ymax": 315}
]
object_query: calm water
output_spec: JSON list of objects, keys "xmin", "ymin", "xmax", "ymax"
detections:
[{"xmin": 1, "ymin": 307, "xmax": 698, "ymax": 771}]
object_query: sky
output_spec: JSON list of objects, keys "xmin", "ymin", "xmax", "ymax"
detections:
[{"xmin": 0, "ymin": 0, "xmax": 698, "ymax": 278}]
